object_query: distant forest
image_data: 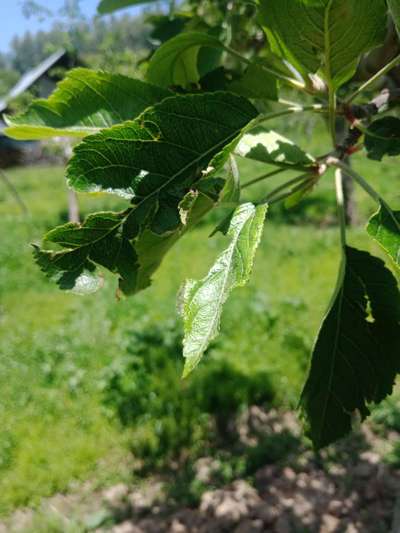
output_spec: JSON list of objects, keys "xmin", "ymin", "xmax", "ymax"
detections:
[{"xmin": 0, "ymin": 10, "xmax": 155, "ymax": 99}]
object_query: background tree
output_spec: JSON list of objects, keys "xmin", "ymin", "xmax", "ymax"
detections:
[{"xmin": 6, "ymin": 0, "xmax": 400, "ymax": 451}]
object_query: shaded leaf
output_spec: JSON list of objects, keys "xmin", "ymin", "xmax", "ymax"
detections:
[
  {"xmin": 229, "ymin": 63, "xmax": 278, "ymax": 101},
  {"xmin": 5, "ymin": 69, "xmax": 170, "ymax": 140},
  {"xmin": 235, "ymin": 126, "xmax": 315, "ymax": 169},
  {"xmin": 284, "ymin": 178, "xmax": 315, "ymax": 208},
  {"xmin": 300, "ymin": 246, "xmax": 400, "ymax": 449},
  {"xmin": 148, "ymin": 14, "xmax": 189, "ymax": 44},
  {"xmin": 181, "ymin": 202, "xmax": 267, "ymax": 377},
  {"xmin": 98, "ymin": 0, "xmax": 157, "ymax": 14},
  {"xmin": 33, "ymin": 245, "xmax": 102, "ymax": 295},
  {"xmin": 178, "ymin": 190, "xmax": 199, "ymax": 226},
  {"xmin": 364, "ymin": 117, "xmax": 400, "ymax": 161},
  {"xmin": 388, "ymin": 0, "xmax": 400, "ymax": 36},
  {"xmin": 35, "ymin": 183, "xmax": 220, "ymax": 297},
  {"xmin": 367, "ymin": 203, "xmax": 400, "ymax": 268},
  {"xmin": 258, "ymin": 0, "xmax": 387, "ymax": 89},
  {"xmin": 37, "ymin": 92, "xmax": 256, "ymax": 295},
  {"xmin": 147, "ymin": 32, "xmax": 223, "ymax": 89},
  {"xmin": 134, "ymin": 186, "xmax": 218, "ymax": 293},
  {"xmin": 67, "ymin": 92, "xmax": 258, "ymax": 211}
]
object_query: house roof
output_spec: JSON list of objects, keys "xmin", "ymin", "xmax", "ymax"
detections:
[{"xmin": 0, "ymin": 48, "xmax": 67, "ymax": 114}]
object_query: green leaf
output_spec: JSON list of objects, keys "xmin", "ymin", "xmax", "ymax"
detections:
[
  {"xmin": 219, "ymin": 155, "xmax": 240, "ymax": 208},
  {"xmin": 36, "ymin": 180, "xmax": 220, "ymax": 297},
  {"xmin": 97, "ymin": 0, "xmax": 157, "ymax": 14},
  {"xmin": 367, "ymin": 203, "xmax": 400, "ymax": 269},
  {"xmin": 67, "ymin": 92, "xmax": 258, "ymax": 205},
  {"xmin": 36, "ymin": 212, "xmax": 139, "ymax": 296},
  {"xmin": 37, "ymin": 93, "xmax": 257, "ymax": 295},
  {"xmin": 33, "ymin": 246, "xmax": 103, "ymax": 295},
  {"xmin": 258, "ymin": 0, "xmax": 387, "ymax": 89},
  {"xmin": 235, "ymin": 126, "xmax": 315, "ymax": 169},
  {"xmin": 134, "ymin": 186, "xmax": 218, "ymax": 292},
  {"xmin": 147, "ymin": 32, "xmax": 223, "ymax": 89},
  {"xmin": 364, "ymin": 117, "xmax": 400, "ymax": 161},
  {"xmin": 388, "ymin": 0, "xmax": 400, "ymax": 36},
  {"xmin": 300, "ymin": 246, "xmax": 400, "ymax": 449},
  {"xmin": 4, "ymin": 68, "xmax": 170, "ymax": 140},
  {"xmin": 228, "ymin": 63, "xmax": 278, "ymax": 101},
  {"xmin": 180, "ymin": 202, "xmax": 267, "ymax": 377}
]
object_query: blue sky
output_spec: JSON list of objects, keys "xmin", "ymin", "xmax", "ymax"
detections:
[{"xmin": 0, "ymin": 1, "xmax": 141, "ymax": 53}]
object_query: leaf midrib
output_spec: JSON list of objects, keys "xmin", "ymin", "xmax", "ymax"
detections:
[{"xmin": 187, "ymin": 209, "xmax": 253, "ymax": 361}]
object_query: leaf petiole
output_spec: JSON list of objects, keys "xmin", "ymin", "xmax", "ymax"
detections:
[
  {"xmin": 328, "ymin": 157, "xmax": 400, "ymax": 237},
  {"xmin": 222, "ymin": 44, "xmax": 311, "ymax": 94},
  {"xmin": 255, "ymin": 103, "xmax": 327, "ymax": 128},
  {"xmin": 328, "ymin": 157, "xmax": 383, "ymax": 205},
  {"xmin": 242, "ymin": 168, "xmax": 286, "ymax": 189},
  {"xmin": 345, "ymin": 53, "xmax": 400, "ymax": 104},
  {"xmin": 257, "ymin": 173, "xmax": 313, "ymax": 205},
  {"xmin": 335, "ymin": 168, "xmax": 347, "ymax": 248}
]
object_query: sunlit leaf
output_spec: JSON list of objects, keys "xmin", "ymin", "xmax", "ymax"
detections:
[
  {"xmin": 258, "ymin": 0, "xmax": 387, "ymax": 89},
  {"xmin": 228, "ymin": 63, "xmax": 278, "ymax": 101},
  {"xmin": 181, "ymin": 202, "xmax": 267, "ymax": 377},
  {"xmin": 5, "ymin": 68, "xmax": 170, "ymax": 140}
]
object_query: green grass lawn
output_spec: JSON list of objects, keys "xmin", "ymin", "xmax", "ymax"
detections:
[{"xmin": 0, "ymin": 124, "xmax": 399, "ymax": 515}]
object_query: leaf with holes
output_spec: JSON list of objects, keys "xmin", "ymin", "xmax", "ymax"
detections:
[
  {"xmin": 36, "ymin": 179, "xmax": 220, "ymax": 296},
  {"xmin": 367, "ymin": 203, "xmax": 400, "ymax": 269},
  {"xmin": 34, "ymin": 212, "xmax": 137, "ymax": 295},
  {"xmin": 300, "ymin": 246, "xmax": 400, "ymax": 449},
  {"xmin": 180, "ymin": 202, "xmax": 267, "ymax": 377},
  {"xmin": 258, "ymin": 0, "xmax": 387, "ymax": 89},
  {"xmin": 36, "ymin": 92, "xmax": 257, "ymax": 295},
  {"xmin": 4, "ymin": 69, "xmax": 170, "ymax": 140},
  {"xmin": 67, "ymin": 92, "xmax": 258, "ymax": 210}
]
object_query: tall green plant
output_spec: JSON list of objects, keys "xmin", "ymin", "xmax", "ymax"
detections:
[{"xmin": 5, "ymin": 0, "xmax": 400, "ymax": 449}]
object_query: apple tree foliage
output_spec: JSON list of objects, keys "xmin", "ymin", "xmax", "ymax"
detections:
[{"xmin": 6, "ymin": 0, "xmax": 400, "ymax": 449}]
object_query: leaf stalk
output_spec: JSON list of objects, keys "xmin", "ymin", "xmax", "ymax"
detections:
[
  {"xmin": 222, "ymin": 44, "xmax": 312, "ymax": 94},
  {"xmin": 346, "ymin": 53, "xmax": 400, "ymax": 104}
]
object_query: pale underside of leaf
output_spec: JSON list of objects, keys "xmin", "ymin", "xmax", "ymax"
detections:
[
  {"xmin": 181, "ymin": 202, "xmax": 267, "ymax": 377},
  {"xmin": 5, "ymin": 68, "xmax": 170, "ymax": 140},
  {"xmin": 364, "ymin": 117, "xmax": 400, "ymax": 161},
  {"xmin": 258, "ymin": 0, "xmax": 387, "ymax": 88}
]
